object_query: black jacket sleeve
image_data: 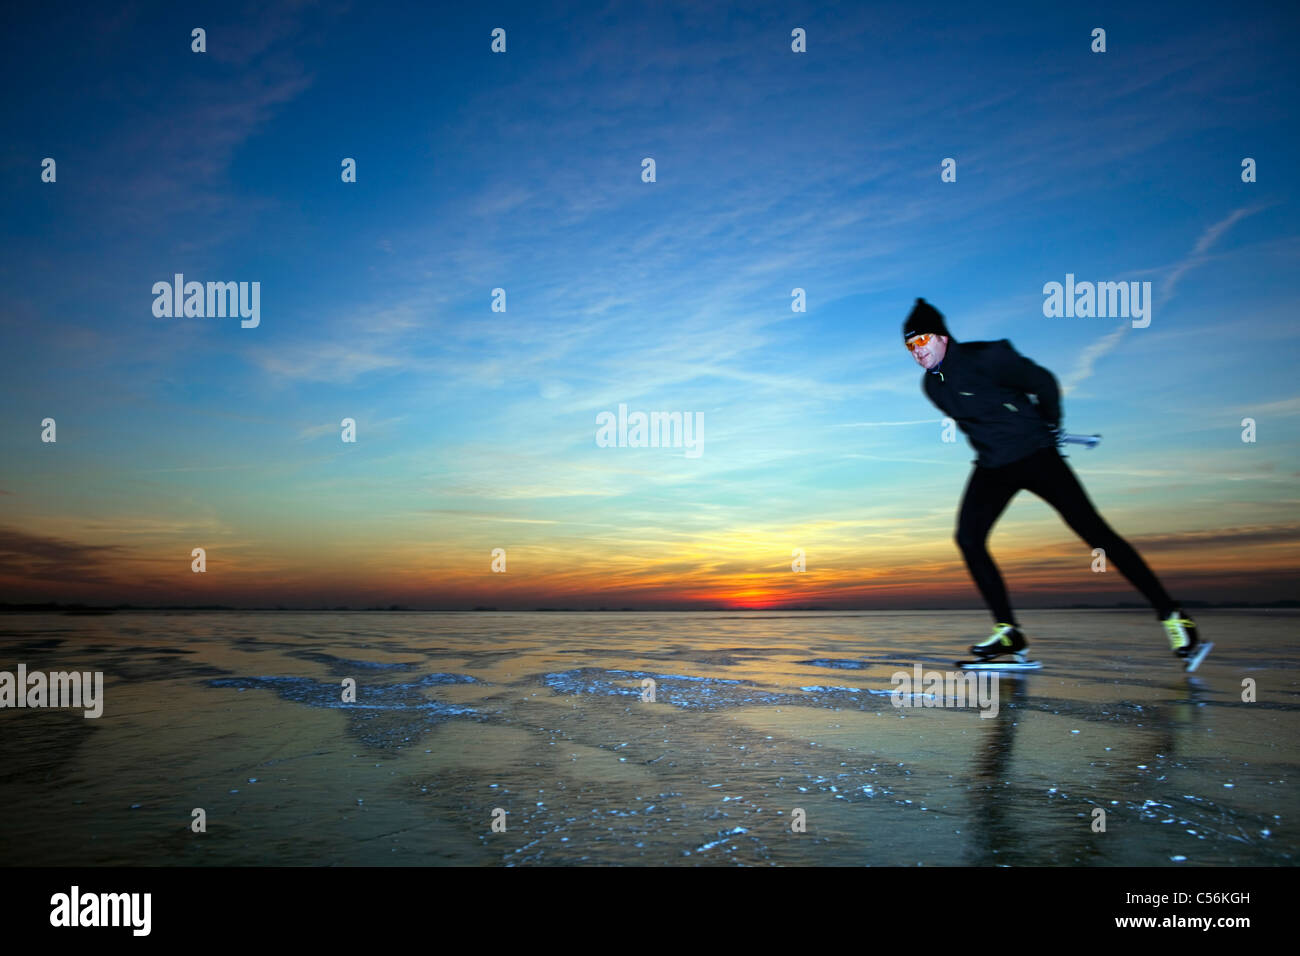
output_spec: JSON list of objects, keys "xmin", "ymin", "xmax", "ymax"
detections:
[{"xmin": 994, "ymin": 339, "xmax": 1061, "ymax": 427}]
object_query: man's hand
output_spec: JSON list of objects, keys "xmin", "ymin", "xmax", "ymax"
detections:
[{"xmin": 1048, "ymin": 423, "xmax": 1066, "ymax": 446}]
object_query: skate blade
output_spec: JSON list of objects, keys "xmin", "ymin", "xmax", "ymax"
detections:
[
  {"xmin": 955, "ymin": 658, "xmax": 1042, "ymax": 671},
  {"xmin": 1183, "ymin": 642, "xmax": 1213, "ymax": 673}
]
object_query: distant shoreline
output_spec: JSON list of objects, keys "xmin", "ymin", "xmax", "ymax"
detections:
[{"xmin": 1, "ymin": 601, "xmax": 1297, "ymax": 614}]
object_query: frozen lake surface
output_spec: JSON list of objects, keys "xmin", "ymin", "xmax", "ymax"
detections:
[{"xmin": 0, "ymin": 609, "xmax": 1294, "ymax": 866}]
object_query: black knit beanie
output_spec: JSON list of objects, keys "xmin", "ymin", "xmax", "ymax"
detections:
[{"xmin": 902, "ymin": 298, "xmax": 952, "ymax": 342}]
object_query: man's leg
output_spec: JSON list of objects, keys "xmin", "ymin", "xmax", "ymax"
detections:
[
  {"xmin": 1023, "ymin": 448, "xmax": 1178, "ymax": 619},
  {"xmin": 955, "ymin": 465, "xmax": 1021, "ymax": 624}
]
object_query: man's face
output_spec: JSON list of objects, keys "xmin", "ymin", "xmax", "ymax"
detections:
[{"xmin": 907, "ymin": 333, "xmax": 948, "ymax": 369}]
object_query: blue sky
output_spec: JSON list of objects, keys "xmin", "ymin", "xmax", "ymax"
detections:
[{"xmin": 1, "ymin": 0, "xmax": 1297, "ymax": 607}]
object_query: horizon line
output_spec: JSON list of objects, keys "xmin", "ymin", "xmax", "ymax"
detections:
[{"xmin": 3, "ymin": 600, "xmax": 1297, "ymax": 613}]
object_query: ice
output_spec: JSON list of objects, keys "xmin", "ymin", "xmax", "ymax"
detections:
[{"xmin": 0, "ymin": 608, "xmax": 1294, "ymax": 866}]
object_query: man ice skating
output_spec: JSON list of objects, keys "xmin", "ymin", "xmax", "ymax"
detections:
[{"xmin": 902, "ymin": 297, "xmax": 1210, "ymax": 672}]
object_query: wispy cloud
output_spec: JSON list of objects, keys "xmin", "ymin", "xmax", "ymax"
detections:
[
  {"xmin": 0, "ymin": 527, "xmax": 128, "ymax": 585},
  {"xmin": 1162, "ymin": 206, "xmax": 1265, "ymax": 299},
  {"xmin": 838, "ymin": 419, "xmax": 944, "ymax": 428},
  {"xmin": 247, "ymin": 341, "xmax": 414, "ymax": 384},
  {"xmin": 1234, "ymin": 396, "xmax": 1300, "ymax": 417},
  {"xmin": 1132, "ymin": 523, "xmax": 1300, "ymax": 551},
  {"xmin": 1066, "ymin": 204, "xmax": 1267, "ymax": 392},
  {"xmin": 296, "ymin": 416, "xmax": 407, "ymax": 441},
  {"xmin": 1062, "ymin": 320, "xmax": 1129, "ymax": 393}
]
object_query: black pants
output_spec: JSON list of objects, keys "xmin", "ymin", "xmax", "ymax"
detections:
[{"xmin": 955, "ymin": 446, "xmax": 1177, "ymax": 624}]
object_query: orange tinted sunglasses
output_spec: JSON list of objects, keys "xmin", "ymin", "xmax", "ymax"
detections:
[{"xmin": 905, "ymin": 333, "xmax": 934, "ymax": 351}]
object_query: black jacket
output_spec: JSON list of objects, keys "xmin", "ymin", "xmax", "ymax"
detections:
[{"xmin": 921, "ymin": 339, "xmax": 1061, "ymax": 468}]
